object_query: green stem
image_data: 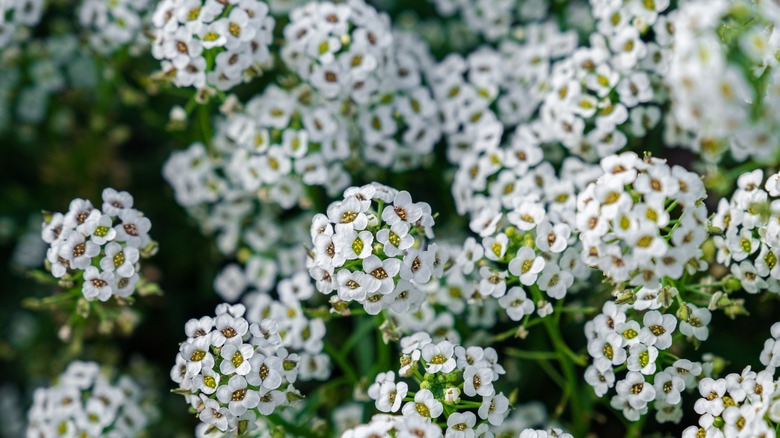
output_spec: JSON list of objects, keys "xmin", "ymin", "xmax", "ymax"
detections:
[
  {"xmin": 323, "ymin": 341, "xmax": 358, "ymax": 383},
  {"xmin": 505, "ymin": 348, "xmax": 561, "ymax": 361}
]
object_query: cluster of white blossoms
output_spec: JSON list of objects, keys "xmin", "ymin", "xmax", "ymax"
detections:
[
  {"xmin": 150, "ymin": 0, "xmax": 275, "ymax": 90},
  {"xmin": 0, "ymin": 0, "xmax": 44, "ymax": 48},
  {"xmin": 712, "ymin": 170, "xmax": 780, "ymax": 295},
  {"xmin": 518, "ymin": 428, "xmax": 574, "ymax": 438},
  {"xmin": 576, "ymin": 152, "xmax": 709, "ymax": 290},
  {"xmin": 164, "ymin": 84, "xmax": 352, "ymax": 212},
  {"xmin": 354, "ymin": 30, "xmax": 442, "ymax": 171},
  {"xmin": 213, "ymin": 269, "xmax": 331, "ymax": 382},
  {"xmin": 281, "ymin": 0, "xmax": 392, "ymax": 104},
  {"xmin": 585, "ymin": 301, "xmax": 712, "ymax": 423},
  {"xmin": 171, "ymin": 303, "xmax": 301, "ymax": 435},
  {"xmin": 27, "ymin": 361, "xmax": 153, "ymax": 437},
  {"xmin": 449, "ymin": 140, "xmax": 599, "ymax": 316},
  {"xmin": 78, "ymin": 0, "xmax": 153, "ymax": 56},
  {"xmin": 345, "ymin": 332, "xmax": 510, "ymax": 436},
  {"xmin": 666, "ymin": 0, "xmax": 780, "ymax": 163},
  {"xmin": 1, "ymin": 34, "xmax": 99, "ymax": 128},
  {"xmin": 681, "ymin": 323, "xmax": 780, "ymax": 437},
  {"xmin": 308, "ymin": 183, "xmax": 440, "ymax": 315},
  {"xmin": 428, "ymin": 0, "xmax": 553, "ymax": 42},
  {"xmin": 428, "ymin": 21, "xmax": 617, "ymax": 163},
  {"xmin": 41, "ymin": 189, "xmax": 154, "ymax": 302},
  {"xmin": 164, "ymin": 133, "xmax": 318, "ymax": 257}
]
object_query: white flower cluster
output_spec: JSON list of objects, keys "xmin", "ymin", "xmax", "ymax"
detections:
[
  {"xmin": 712, "ymin": 170, "xmax": 780, "ymax": 294},
  {"xmin": 27, "ymin": 361, "xmax": 152, "ymax": 437},
  {"xmin": 241, "ymin": 272, "xmax": 331, "ymax": 382},
  {"xmin": 151, "ymin": 0, "xmax": 275, "ymax": 90},
  {"xmin": 282, "ymin": 0, "xmax": 392, "ymax": 104},
  {"xmin": 163, "ymin": 129, "xmax": 319, "ymax": 256},
  {"xmin": 42, "ymin": 188, "xmax": 153, "ymax": 302},
  {"xmin": 576, "ymin": 152, "xmax": 708, "ymax": 289},
  {"xmin": 518, "ymin": 428, "xmax": 574, "ymax": 438},
  {"xmin": 347, "ymin": 332, "xmax": 509, "ymax": 436},
  {"xmin": 355, "ymin": 30, "xmax": 441, "ymax": 171},
  {"xmin": 0, "ymin": 0, "xmax": 44, "ymax": 48},
  {"xmin": 79, "ymin": 0, "xmax": 153, "ymax": 56},
  {"xmin": 428, "ymin": 0, "xmax": 551, "ymax": 42},
  {"xmin": 682, "ymin": 366, "xmax": 778, "ymax": 437},
  {"xmin": 1, "ymin": 34, "xmax": 99, "ymax": 128},
  {"xmin": 164, "ymin": 84, "xmax": 352, "ymax": 212},
  {"xmin": 308, "ymin": 183, "xmax": 440, "ymax": 315},
  {"xmin": 585, "ymin": 301, "xmax": 712, "ymax": 423},
  {"xmin": 428, "ymin": 22, "xmax": 586, "ymax": 164},
  {"xmin": 666, "ymin": 0, "xmax": 780, "ymax": 163},
  {"xmin": 171, "ymin": 303, "xmax": 301, "ymax": 435}
]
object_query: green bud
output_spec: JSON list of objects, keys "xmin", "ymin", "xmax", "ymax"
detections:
[
  {"xmin": 420, "ymin": 380, "xmax": 430, "ymax": 390},
  {"xmin": 724, "ymin": 276, "xmax": 742, "ymax": 293},
  {"xmin": 614, "ymin": 289, "xmax": 636, "ymax": 305},
  {"xmin": 712, "ymin": 415, "xmax": 725, "ymax": 429},
  {"xmin": 676, "ymin": 304, "xmax": 691, "ymax": 322}
]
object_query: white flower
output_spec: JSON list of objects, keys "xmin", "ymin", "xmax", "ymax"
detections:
[
  {"xmin": 82, "ymin": 266, "xmax": 115, "ymax": 302},
  {"xmin": 615, "ymin": 371, "xmax": 655, "ymax": 410},
  {"xmin": 463, "ymin": 365, "xmax": 494, "ymax": 397},
  {"xmin": 100, "ymin": 242, "xmax": 139, "ymax": 278},
  {"xmin": 219, "ymin": 343, "xmax": 254, "ymax": 376},
  {"xmin": 497, "ymin": 287, "xmax": 535, "ymax": 321},
  {"xmin": 679, "ymin": 305, "xmax": 711, "ymax": 341},
  {"xmin": 421, "ymin": 341, "xmax": 456, "ymax": 374},
  {"xmin": 639, "ymin": 311, "xmax": 676, "ymax": 349},
  {"xmin": 247, "ymin": 353, "xmax": 283, "ymax": 390},
  {"xmin": 376, "ymin": 381, "xmax": 407, "ymax": 413},
  {"xmin": 446, "ymin": 412, "xmax": 476, "ymax": 438},
  {"xmin": 627, "ymin": 343, "xmax": 659, "ymax": 375},
  {"xmin": 584, "ymin": 363, "xmax": 615, "ymax": 397},
  {"xmin": 478, "ymin": 393, "xmax": 509, "ymax": 426},
  {"xmin": 653, "ymin": 370, "xmax": 684, "ymax": 404},
  {"xmin": 508, "ymin": 247, "xmax": 545, "ymax": 286},
  {"xmin": 402, "ymin": 389, "xmax": 443, "ymax": 419}
]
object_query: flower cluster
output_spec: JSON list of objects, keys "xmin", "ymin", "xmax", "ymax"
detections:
[
  {"xmin": 427, "ymin": 0, "xmax": 555, "ymax": 42},
  {"xmin": 171, "ymin": 303, "xmax": 301, "ymax": 435},
  {"xmin": 281, "ymin": 0, "xmax": 392, "ymax": 104},
  {"xmin": 0, "ymin": 0, "xmax": 44, "ymax": 48},
  {"xmin": 27, "ymin": 361, "xmax": 153, "ymax": 437},
  {"xmin": 675, "ymin": 323, "xmax": 780, "ymax": 436},
  {"xmin": 576, "ymin": 152, "xmax": 709, "ymax": 289},
  {"xmin": 585, "ymin": 301, "xmax": 709, "ymax": 423},
  {"xmin": 666, "ymin": 0, "xmax": 780, "ymax": 162},
  {"xmin": 350, "ymin": 332, "xmax": 510, "ymax": 436},
  {"xmin": 308, "ymin": 183, "xmax": 440, "ymax": 315},
  {"xmin": 42, "ymin": 188, "xmax": 155, "ymax": 302},
  {"xmin": 151, "ymin": 0, "xmax": 275, "ymax": 90},
  {"xmin": 78, "ymin": 0, "xmax": 153, "ymax": 56},
  {"xmin": 354, "ymin": 30, "xmax": 441, "ymax": 171},
  {"xmin": 712, "ymin": 170, "xmax": 780, "ymax": 294},
  {"xmin": 213, "ymin": 268, "xmax": 332, "ymax": 382},
  {"xmin": 163, "ymin": 130, "xmax": 319, "ymax": 257}
]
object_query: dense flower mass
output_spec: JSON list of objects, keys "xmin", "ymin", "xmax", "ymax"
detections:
[
  {"xmin": 79, "ymin": 0, "xmax": 153, "ymax": 55},
  {"xmin": 0, "ymin": 0, "xmax": 44, "ymax": 48},
  {"xmin": 7, "ymin": 0, "xmax": 780, "ymax": 436},
  {"xmin": 576, "ymin": 152, "xmax": 709, "ymax": 289},
  {"xmin": 170, "ymin": 303, "xmax": 301, "ymax": 434},
  {"xmin": 281, "ymin": 0, "xmax": 392, "ymax": 104},
  {"xmin": 151, "ymin": 0, "xmax": 275, "ymax": 89},
  {"xmin": 42, "ymin": 189, "xmax": 155, "ymax": 302},
  {"xmin": 26, "ymin": 361, "xmax": 154, "ymax": 437},
  {"xmin": 308, "ymin": 183, "xmax": 439, "ymax": 315}
]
